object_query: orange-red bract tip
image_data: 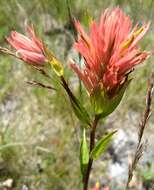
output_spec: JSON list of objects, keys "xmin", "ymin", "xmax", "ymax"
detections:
[{"xmin": 71, "ymin": 8, "xmax": 150, "ymax": 96}]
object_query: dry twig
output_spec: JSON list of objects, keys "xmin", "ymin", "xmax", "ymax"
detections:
[
  {"xmin": 26, "ymin": 80, "xmax": 56, "ymax": 91},
  {"xmin": 125, "ymin": 74, "xmax": 154, "ymax": 190}
]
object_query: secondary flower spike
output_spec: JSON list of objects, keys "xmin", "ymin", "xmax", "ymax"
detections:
[
  {"xmin": 6, "ymin": 26, "xmax": 46, "ymax": 66},
  {"xmin": 71, "ymin": 8, "xmax": 150, "ymax": 97}
]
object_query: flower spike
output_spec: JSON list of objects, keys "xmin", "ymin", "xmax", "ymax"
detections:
[
  {"xmin": 71, "ymin": 8, "xmax": 150, "ymax": 95},
  {"xmin": 71, "ymin": 8, "xmax": 150, "ymax": 116}
]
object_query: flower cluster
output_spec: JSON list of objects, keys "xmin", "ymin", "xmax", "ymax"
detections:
[{"xmin": 71, "ymin": 8, "xmax": 150, "ymax": 97}]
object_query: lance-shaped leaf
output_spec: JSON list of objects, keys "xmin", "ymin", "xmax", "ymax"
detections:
[
  {"xmin": 91, "ymin": 130, "xmax": 117, "ymax": 160},
  {"xmin": 61, "ymin": 76, "xmax": 91, "ymax": 127},
  {"xmin": 80, "ymin": 129, "xmax": 89, "ymax": 176},
  {"xmin": 71, "ymin": 97, "xmax": 91, "ymax": 127},
  {"xmin": 45, "ymin": 47, "xmax": 64, "ymax": 76}
]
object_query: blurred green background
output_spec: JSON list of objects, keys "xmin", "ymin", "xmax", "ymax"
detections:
[{"xmin": 0, "ymin": 0, "xmax": 154, "ymax": 190}]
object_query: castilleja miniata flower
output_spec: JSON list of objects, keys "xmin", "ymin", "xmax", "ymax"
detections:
[
  {"xmin": 91, "ymin": 182, "xmax": 100, "ymax": 190},
  {"xmin": 71, "ymin": 8, "xmax": 150, "ymax": 98},
  {"xmin": 7, "ymin": 26, "xmax": 46, "ymax": 66}
]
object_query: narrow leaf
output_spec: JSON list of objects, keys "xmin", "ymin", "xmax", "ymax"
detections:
[
  {"xmin": 60, "ymin": 76, "xmax": 91, "ymax": 127},
  {"xmin": 80, "ymin": 129, "xmax": 89, "ymax": 176},
  {"xmin": 91, "ymin": 130, "xmax": 117, "ymax": 160},
  {"xmin": 71, "ymin": 98, "xmax": 91, "ymax": 127}
]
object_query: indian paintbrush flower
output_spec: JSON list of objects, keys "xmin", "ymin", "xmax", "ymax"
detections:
[
  {"xmin": 91, "ymin": 182, "xmax": 100, "ymax": 190},
  {"xmin": 6, "ymin": 26, "xmax": 46, "ymax": 66},
  {"xmin": 71, "ymin": 8, "xmax": 150, "ymax": 116}
]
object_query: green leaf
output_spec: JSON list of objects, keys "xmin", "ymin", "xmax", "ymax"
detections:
[
  {"xmin": 91, "ymin": 80, "xmax": 131, "ymax": 117},
  {"xmin": 80, "ymin": 129, "xmax": 89, "ymax": 176},
  {"xmin": 60, "ymin": 76, "xmax": 91, "ymax": 127},
  {"xmin": 91, "ymin": 130, "xmax": 117, "ymax": 160},
  {"xmin": 71, "ymin": 97, "xmax": 91, "ymax": 127}
]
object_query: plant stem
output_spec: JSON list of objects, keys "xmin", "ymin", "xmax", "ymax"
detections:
[
  {"xmin": 125, "ymin": 75, "xmax": 154, "ymax": 190},
  {"xmin": 60, "ymin": 76, "xmax": 77, "ymax": 104},
  {"xmin": 83, "ymin": 115, "xmax": 99, "ymax": 190}
]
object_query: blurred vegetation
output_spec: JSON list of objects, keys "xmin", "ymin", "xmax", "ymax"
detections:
[{"xmin": 0, "ymin": 0, "xmax": 154, "ymax": 190}]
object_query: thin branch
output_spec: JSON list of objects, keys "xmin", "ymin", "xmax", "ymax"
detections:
[
  {"xmin": 138, "ymin": 74, "xmax": 154, "ymax": 143},
  {"xmin": 31, "ymin": 66, "xmax": 52, "ymax": 79},
  {"xmin": 0, "ymin": 46, "xmax": 21, "ymax": 60},
  {"xmin": 66, "ymin": 0, "xmax": 83, "ymax": 97},
  {"xmin": 26, "ymin": 80, "xmax": 56, "ymax": 91},
  {"xmin": 66, "ymin": 0, "xmax": 77, "ymax": 40},
  {"xmin": 125, "ymin": 74, "xmax": 154, "ymax": 190},
  {"xmin": 0, "ymin": 46, "xmax": 53, "ymax": 80}
]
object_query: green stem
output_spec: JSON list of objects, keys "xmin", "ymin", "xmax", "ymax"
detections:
[{"xmin": 83, "ymin": 115, "xmax": 99, "ymax": 190}]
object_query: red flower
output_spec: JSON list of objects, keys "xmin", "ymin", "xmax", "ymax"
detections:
[
  {"xmin": 71, "ymin": 8, "xmax": 150, "ymax": 96},
  {"xmin": 91, "ymin": 182, "xmax": 100, "ymax": 190},
  {"xmin": 7, "ymin": 26, "xmax": 46, "ymax": 66}
]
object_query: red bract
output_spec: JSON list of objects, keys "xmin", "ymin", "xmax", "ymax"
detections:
[
  {"xmin": 91, "ymin": 182, "xmax": 100, "ymax": 190},
  {"xmin": 71, "ymin": 8, "xmax": 150, "ymax": 96},
  {"xmin": 7, "ymin": 26, "xmax": 46, "ymax": 66}
]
